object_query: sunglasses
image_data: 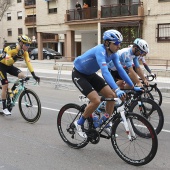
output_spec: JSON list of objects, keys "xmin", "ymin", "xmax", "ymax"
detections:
[
  {"xmin": 137, "ymin": 48, "xmax": 145, "ymax": 55},
  {"xmin": 109, "ymin": 41, "xmax": 121, "ymax": 46},
  {"xmin": 24, "ymin": 43, "xmax": 30, "ymax": 47}
]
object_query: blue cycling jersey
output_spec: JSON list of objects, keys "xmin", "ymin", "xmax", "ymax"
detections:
[
  {"xmin": 118, "ymin": 47, "xmax": 140, "ymax": 68},
  {"xmin": 74, "ymin": 44, "xmax": 133, "ymax": 90}
]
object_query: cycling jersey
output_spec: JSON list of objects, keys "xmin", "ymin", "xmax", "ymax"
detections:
[
  {"xmin": 74, "ymin": 44, "xmax": 133, "ymax": 90},
  {"xmin": 0, "ymin": 44, "xmax": 34, "ymax": 72},
  {"xmin": 118, "ymin": 47, "xmax": 140, "ymax": 68}
]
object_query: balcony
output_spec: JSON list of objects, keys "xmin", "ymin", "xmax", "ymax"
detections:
[
  {"xmin": 101, "ymin": 3, "xmax": 143, "ymax": 18},
  {"xmin": 65, "ymin": 7, "xmax": 98, "ymax": 21},
  {"xmin": 42, "ymin": 33, "xmax": 59, "ymax": 42},
  {"xmin": 25, "ymin": 16, "xmax": 36, "ymax": 26},
  {"xmin": 24, "ymin": 0, "xmax": 36, "ymax": 8}
]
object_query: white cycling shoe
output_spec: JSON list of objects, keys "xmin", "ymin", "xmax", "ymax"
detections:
[
  {"xmin": 2, "ymin": 108, "xmax": 11, "ymax": 116},
  {"xmin": 74, "ymin": 120, "xmax": 87, "ymax": 139}
]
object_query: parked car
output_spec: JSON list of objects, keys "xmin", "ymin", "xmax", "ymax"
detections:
[
  {"xmin": 28, "ymin": 47, "xmax": 36, "ymax": 56},
  {"xmin": 30, "ymin": 48, "xmax": 62, "ymax": 60},
  {"xmin": 0, "ymin": 49, "xmax": 3, "ymax": 54}
]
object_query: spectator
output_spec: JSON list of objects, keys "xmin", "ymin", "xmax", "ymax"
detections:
[
  {"xmin": 75, "ymin": 2, "xmax": 82, "ymax": 19},
  {"xmin": 83, "ymin": 3, "xmax": 88, "ymax": 8}
]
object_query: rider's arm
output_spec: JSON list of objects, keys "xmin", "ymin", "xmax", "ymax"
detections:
[
  {"xmin": 133, "ymin": 57, "xmax": 146, "ymax": 82},
  {"xmin": 141, "ymin": 57, "xmax": 151, "ymax": 74},
  {"xmin": 112, "ymin": 55, "xmax": 134, "ymax": 88},
  {"xmin": 96, "ymin": 52, "xmax": 119, "ymax": 90},
  {"xmin": 24, "ymin": 51, "xmax": 34, "ymax": 73}
]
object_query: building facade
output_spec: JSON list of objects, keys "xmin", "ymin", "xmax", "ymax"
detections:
[{"xmin": 0, "ymin": 0, "xmax": 170, "ymax": 61}]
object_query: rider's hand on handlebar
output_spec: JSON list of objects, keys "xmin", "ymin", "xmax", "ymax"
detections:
[
  {"xmin": 115, "ymin": 88, "xmax": 126, "ymax": 101},
  {"xmin": 136, "ymin": 82, "xmax": 143, "ymax": 87},
  {"xmin": 133, "ymin": 86, "xmax": 144, "ymax": 92},
  {"xmin": 31, "ymin": 71, "xmax": 40, "ymax": 84},
  {"xmin": 144, "ymin": 79, "xmax": 149, "ymax": 86}
]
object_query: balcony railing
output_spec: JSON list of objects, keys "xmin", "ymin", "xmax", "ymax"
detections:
[
  {"xmin": 42, "ymin": 33, "xmax": 58, "ymax": 42},
  {"xmin": 25, "ymin": 16, "xmax": 36, "ymax": 26},
  {"xmin": 101, "ymin": 3, "xmax": 142, "ymax": 18},
  {"xmin": 24, "ymin": 0, "xmax": 36, "ymax": 8},
  {"xmin": 66, "ymin": 7, "xmax": 97, "ymax": 21}
]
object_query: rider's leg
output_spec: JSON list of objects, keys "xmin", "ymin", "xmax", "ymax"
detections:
[{"xmin": 18, "ymin": 72, "xmax": 25, "ymax": 79}]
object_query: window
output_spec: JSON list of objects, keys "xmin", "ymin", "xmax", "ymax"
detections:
[
  {"xmin": 18, "ymin": 28, "xmax": 23, "ymax": 35},
  {"xmin": 17, "ymin": 11, "xmax": 22, "ymax": 19},
  {"xmin": 119, "ymin": 0, "xmax": 125, "ymax": 4},
  {"xmin": 17, "ymin": 0, "xmax": 22, "ymax": 3},
  {"xmin": 48, "ymin": 1, "xmax": 57, "ymax": 14},
  {"xmin": 7, "ymin": 13, "xmax": 11, "ymax": 21},
  {"xmin": 7, "ymin": 29, "xmax": 12, "ymax": 36},
  {"xmin": 157, "ymin": 23, "xmax": 170, "ymax": 42}
]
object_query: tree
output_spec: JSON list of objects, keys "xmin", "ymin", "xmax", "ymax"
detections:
[{"xmin": 0, "ymin": 0, "xmax": 12, "ymax": 21}]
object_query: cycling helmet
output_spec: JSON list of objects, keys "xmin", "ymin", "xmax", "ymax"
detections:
[
  {"xmin": 133, "ymin": 38, "xmax": 149, "ymax": 53},
  {"xmin": 18, "ymin": 35, "xmax": 32, "ymax": 44},
  {"xmin": 103, "ymin": 29, "xmax": 123, "ymax": 44}
]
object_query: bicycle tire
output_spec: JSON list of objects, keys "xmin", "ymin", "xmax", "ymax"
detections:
[
  {"xmin": 57, "ymin": 103, "xmax": 89, "ymax": 149},
  {"xmin": 111, "ymin": 112, "xmax": 158, "ymax": 166},
  {"xmin": 18, "ymin": 89, "xmax": 41, "ymax": 123},
  {"xmin": 129, "ymin": 98, "xmax": 164, "ymax": 135},
  {"xmin": 147, "ymin": 86, "xmax": 162, "ymax": 106}
]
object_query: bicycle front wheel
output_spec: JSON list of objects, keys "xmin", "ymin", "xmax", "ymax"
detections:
[
  {"xmin": 18, "ymin": 89, "xmax": 41, "ymax": 123},
  {"xmin": 111, "ymin": 112, "xmax": 158, "ymax": 166},
  {"xmin": 57, "ymin": 103, "xmax": 89, "ymax": 149},
  {"xmin": 129, "ymin": 98, "xmax": 164, "ymax": 135}
]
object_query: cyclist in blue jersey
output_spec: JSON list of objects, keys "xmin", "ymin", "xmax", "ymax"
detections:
[
  {"xmin": 109, "ymin": 38, "xmax": 149, "ymax": 89},
  {"xmin": 72, "ymin": 29, "xmax": 143, "ymax": 138}
]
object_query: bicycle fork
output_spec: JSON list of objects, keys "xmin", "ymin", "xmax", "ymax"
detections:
[{"xmin": 118, "ymin": 105, "xmax": 136, "ymax": 141}]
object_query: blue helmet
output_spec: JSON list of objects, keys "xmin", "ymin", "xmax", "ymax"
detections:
[
  {"xmin": 134, "ymin": 38, "xmax": 149, "ymax": 53},
  {"xmin": 103, "ymin": 29, "xmax": 123, "ymax": 44}
]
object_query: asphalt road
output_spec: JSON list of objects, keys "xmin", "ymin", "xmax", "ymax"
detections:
[{"xmin": 0, "ymin": 83, "xmax": 170, "ymax": 170}]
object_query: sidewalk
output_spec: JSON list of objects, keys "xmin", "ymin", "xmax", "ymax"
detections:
[{"xmin": 14, "ymin": 59, "xmax": 170, "ymax": 93}]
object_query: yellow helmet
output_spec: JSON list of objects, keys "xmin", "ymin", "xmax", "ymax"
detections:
[{"xmin": 18, "ymin": 35, "xmax": 32, "ymax": 44}]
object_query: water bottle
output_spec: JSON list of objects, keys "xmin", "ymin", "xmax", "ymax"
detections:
[
  {"xmin": 99, "ymin": 113, "xmax": 110, "ymax": 127},
  {"xmin": 92, "ymin": 112, "xmax": 100, "ymax": 128}
]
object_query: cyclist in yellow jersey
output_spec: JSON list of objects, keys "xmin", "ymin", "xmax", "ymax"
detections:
[{"xmin": 0, "ymin": 35, "xmax": 40, "ymax": 115}]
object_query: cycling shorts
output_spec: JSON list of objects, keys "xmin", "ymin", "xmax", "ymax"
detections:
[
  {"xmin": 0, "ymin": 63, "xmax": 21, "ymax": 85},
  {"xmin": 72, "ymin": 67, "xmax": 107, "ymax": 96}
]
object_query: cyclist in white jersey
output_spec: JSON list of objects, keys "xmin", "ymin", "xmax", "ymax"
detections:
[{"xmin": 109, "ymin": 38, "xmax": 149, "ymax": 89}]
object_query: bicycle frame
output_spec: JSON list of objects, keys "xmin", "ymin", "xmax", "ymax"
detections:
[{"xmin": 78, "ymin": 95, "xmax": 137, "ymax": 141}]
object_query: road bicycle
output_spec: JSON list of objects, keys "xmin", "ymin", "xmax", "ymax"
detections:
[
  {"xmin": 57, "ymin": 93, "xmax": 158, "ymax": 166},
  {"xmin": 97, "ymin": 89, "xmax": 164, "ymax": 135},
  {"xmin": 140, "ymin": 74, "xmax": 162, "ymax": 106},
  {"xmin": 0, "ymin": 77, "xmax": 41, "ymax": 123}
]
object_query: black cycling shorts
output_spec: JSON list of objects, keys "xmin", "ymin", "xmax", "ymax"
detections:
[
  {"xmin": 72, "ymin": 68, "xmax": 107, "ymax": 96},
  {"xmin": 0, "ymin": 63, "xmax": 21, "ymax": 85}
]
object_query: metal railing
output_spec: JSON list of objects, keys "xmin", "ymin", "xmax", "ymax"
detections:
[
  {"xmin": 145, "ymin": 59, "xmax": 170, "ymax": 70},
  {"xmin": 101, "ymin": 2, "xmax": 142, "ymax": 18},
  {"xmin": 66, "ymin": 7, "xmax": 98, "ymax": 21}
]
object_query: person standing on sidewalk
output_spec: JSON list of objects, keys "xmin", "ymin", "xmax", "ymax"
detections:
[
  {"xmin": 0, "ymin": 35, "xmax": 40, "ymax": 115},
  {"xmin": 72, "ymin": 29, "xmax": 143, "ymax": 138}
]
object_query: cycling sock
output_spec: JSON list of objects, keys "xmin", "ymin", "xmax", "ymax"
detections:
[
  {"xmin": 2, "ymin": 99, "xmax": 7, "ymax": 109},
  {"xmin": 77, "ymin": 116, "xmax": 86, "ymax": 125}
]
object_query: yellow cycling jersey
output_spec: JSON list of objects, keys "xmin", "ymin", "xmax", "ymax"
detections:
[{"xmin": 0, "ymin": 44, "xmax": 34, "ymax": 72}]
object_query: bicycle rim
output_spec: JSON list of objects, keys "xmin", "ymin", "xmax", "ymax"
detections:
[
  {"xmin": 111, "ymin": 113, "xmax": 158, "ymax": 166},
  {"xmin": 129, "ymin": 98, "xmax": 164, "ymax": 135},
  {"xmin": 18, "ymin": 89, "xmax": 41, "ymax": 123},
  {"xmin": 57, "ymin": 103, "xmax": 89, "ymax": 149}
]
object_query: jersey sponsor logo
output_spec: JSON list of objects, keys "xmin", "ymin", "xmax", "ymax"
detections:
[
  {"xmin": 102, "ymin": 62, "xmax": 107, "ymax": 66},
  {"xmin": 74, "ymin": 77, "xmax": 83, "ymax": 91}
]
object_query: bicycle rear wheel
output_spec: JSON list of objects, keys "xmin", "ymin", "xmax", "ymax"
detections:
[
  {"xmin": 111, "ymin": 112, "xmax": 158, "ymax": 166},
  {"xmin": 57, "ymin": 103, "xmax": 89, "ymax": 149},
  {"xmin": 18, "ymin": 89, "xmax": 41, "ymax": 123},
  {"xmin": 129, "ymin": 98, "xmax": 164, "ymax": 135}
]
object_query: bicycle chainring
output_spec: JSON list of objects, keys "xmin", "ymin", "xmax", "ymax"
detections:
[{"xmin": 86, "ymin": 129, "xmax": 100, "ymax": 144}]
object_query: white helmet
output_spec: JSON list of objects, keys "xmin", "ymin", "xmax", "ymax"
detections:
[{"xmin": 134, "ymin": 38, "xmax": 149, "ymax": 53}]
